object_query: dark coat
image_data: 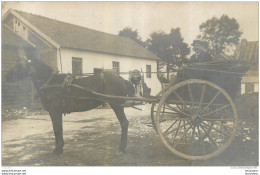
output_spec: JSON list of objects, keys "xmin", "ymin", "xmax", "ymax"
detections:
[{"xmin": 190, "ymin": 51, "xmax": 212, "ymax": 63}]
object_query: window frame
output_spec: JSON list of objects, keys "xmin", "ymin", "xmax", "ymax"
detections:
[
  {"xmin": 146, "ymin": 65, "xmax": 152, "ymax": 78},
  {"xmin": 112, "ymin": 61, "xmax": 120, "ymax": 75},
  {"xmin": 72, "ymin": 57, "xmax": 83, "ymax": 75},
  {"xmin": 245, "ymin": 83, "xmax": 254, "ymax": 93}
]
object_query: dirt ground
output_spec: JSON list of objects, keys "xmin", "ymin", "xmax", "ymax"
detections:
[{"xmin": 2, "ymin": 104, "xmax": 258, "ymax": 166}]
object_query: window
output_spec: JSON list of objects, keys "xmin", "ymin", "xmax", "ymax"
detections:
[
  {"xmin": 245, "ymin": 83, "xmax": 254, "ymax": 93},
  {"xmin": 146, "ymin": 65, "xmax": 151, "ymax": 78},
  {"xmin": 72, "ymin": 57, "xmax": 83, "ymax": 75},
  {"xmin": 13, "ymin": 19, "xmax": 28, "ymax": 40},
  {"xmin": 112, "ymin": 61, "xmax": 120, "ymax": 75}
]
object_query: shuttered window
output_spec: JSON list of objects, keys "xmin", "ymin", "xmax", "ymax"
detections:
[
  {"xmin": 245, "ymin": 83, "xmax": 254, "ymax": 93},
  {"xmin": 112, "ymin": 61, "xmax": 120, "ymax": 75},
  {"xmin": 146, "ymin": 65, "xmax": 151, "ymax": 78},
  {"xmin": 72, "ymin": 57, "xmax": 82, "ymax": 75}
]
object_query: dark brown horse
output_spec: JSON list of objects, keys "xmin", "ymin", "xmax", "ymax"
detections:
[{"xmin": 5, "ymin": 56, "xmax": 135, "ymax": 155}]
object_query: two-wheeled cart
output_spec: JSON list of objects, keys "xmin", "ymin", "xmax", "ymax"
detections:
[{"xmin": 42, "ymin": 60, "xmax": 249, "ymax": 160}]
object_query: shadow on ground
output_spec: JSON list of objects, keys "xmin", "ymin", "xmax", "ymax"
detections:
[{"xmin": 2, "ymin": 110, "xmax": 258, "ymax": 166}]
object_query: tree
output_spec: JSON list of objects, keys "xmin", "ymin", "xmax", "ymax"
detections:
[
  {"xmin": 146, "ymin": 28, "xmax": 190, "ymax": 81},
  {"xmin": 168, "ymin": 28, "xmax": 190, "ymax": 67},
  {"xmin": 118, "ymin": 27, "xmax": 145, "ymax": 47},
  {"xmin": 198, "ymin": 14, "xmax": 242, "ymax": 56}
]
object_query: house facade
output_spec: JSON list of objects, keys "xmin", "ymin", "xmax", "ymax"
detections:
[
  {"xmin": 233, "ymin": 39, "xmax": 258, "ymax": 94},
  {"xmin": 2, "ymin": 25, "xmax": 36, "ymax": 106},
  {"xmin": 2, "ymin": 9, "xmax": 161, "ymax": 97}
]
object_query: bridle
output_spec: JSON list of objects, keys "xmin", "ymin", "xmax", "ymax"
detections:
[{"xmin": 22, "ymin": 56, "xmax": 54, "ymax": 92}]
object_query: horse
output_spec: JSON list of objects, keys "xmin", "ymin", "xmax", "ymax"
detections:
[{"xmin": 5, "ymin": 55, "xmax": 135, "ymax": 155}]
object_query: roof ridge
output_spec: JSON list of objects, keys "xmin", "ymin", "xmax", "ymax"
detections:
[
  {"xmin": 12, "ymin": 9, "xmax": 134, "ymax": 43},
  {"xmin": 8, "ymin": 9, "xmax": 158, "ymax": 60}
]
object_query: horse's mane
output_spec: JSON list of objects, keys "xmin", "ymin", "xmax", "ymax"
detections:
[{"xmin": 31, "ymin": 58, "xmax": 53, "ymax": 80}]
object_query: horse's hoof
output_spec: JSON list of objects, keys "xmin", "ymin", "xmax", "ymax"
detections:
[
  {"xmin": 119, "ymin": 146, "xmax": 127, "ymax": 154},
  {"xmin": 53, "ymin": 148, "xmax": 63, "ymax": 155},
  {"xmin": 121, "ymin": 148, "xmax": 127, "ymax": 154}
]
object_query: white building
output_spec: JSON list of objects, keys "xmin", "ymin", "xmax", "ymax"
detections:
[
  {"xmin": 233, "ymin": 39, "xmax": 258, "ymax": 94},
  {"xmin": 3, "ymin": 9, "xmax": 161, "ymax": 95}
]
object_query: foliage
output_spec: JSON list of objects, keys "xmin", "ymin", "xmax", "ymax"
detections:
[
  {"xmin": 118, "ymin": 27, "xmax": 145, "ymax": 47},
  {"xmin": 146, "ymin": 28, "xmax": 190, "ymax": 80},
  {"xmin": 198, "ymin": 14, "xmax": 242, "ymax": 56}
]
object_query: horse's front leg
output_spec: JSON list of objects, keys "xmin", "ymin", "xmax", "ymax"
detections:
[
  {"xmin": 111, "ymin": 105, "xmax": 129, "ymax": 153},
  {"xmin": 49, "ymin": 111, "xmax": 64, "ymax": 155}
]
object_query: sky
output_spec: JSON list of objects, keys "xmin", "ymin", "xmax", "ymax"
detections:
[{"xmin": 2, "ymin": 2, "xmax": 259, "ymax": 47}]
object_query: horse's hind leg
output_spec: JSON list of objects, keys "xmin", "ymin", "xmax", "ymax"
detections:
[
  {"xmin": 49, "ymin": 111, "xmax": 64, "ymax": 155},
  {"xmin": 111, "ymin": 105, "xmax": 129, "ymax": 153}
]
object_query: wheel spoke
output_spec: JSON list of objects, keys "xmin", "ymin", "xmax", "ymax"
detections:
[
  {"xmin": 199, "ymin": 123, "xmax": 219, "ymax": 149},
  {"xmin": 160, "ymin": 118, "xmax": 190, "ymax": 123},
  {"xmin": 184, "ymin": 121, "xmax": 187, "ymax": 142},
  {"xmin": 187, "ymin": 83, "xmax": 194, "ymax": 108},
  {"xmin": 173, "ymin": 90, "xmax": 189, "ymax": 111},
  {"xmin": 173, "ymin": 124, "xmax": 193, "ymax": 148},
  {"xmin": 173, "ymin": 121, "xmax": 182, "ymax": 140},
  {"xmin": 202, "ymin": 118, "xmax": 235, "ymax": 122},
  {"xmin": 176, "ymin": 104, "xmax": 183, "ymax": 112},
  {"xmin": 202, "ymin": 104, "xmax": 231, "ymax": 117},
  {"xmin": 193, "ymin": 127, "xmax": 201, "ymax": 144},
  {"xmin": 205, "ymin": 91, "xmax": 221, "ymax": 109},
  {"xmin": 197, "ymin": 125, "xmax": 206, "ymax": 155},
  {"xmin": 198, "ymin": 84, "xmax": 207, "ymax": 113},
  {"xmin": 164, "ymin": 120, "xmax": 189, "ymax": 136},
  {"xmin": 191, "ymin": 125, "xmax": 196, "ymax": 144},
  {"xmin": 201, "ymin": 121, "xmax": 230, "ymax": 136},
  {"xmin": 154, "ymin": 111, "xmax": 178, "ymax": 115},
  {"xmin": 161, "ymin": 105, "xmax": 166, "ymax": 122},
  {"xmin": 164, "ymin": 103, "xmax": 191, "ymax": 118},
  {"xmin": 163, "ymin": 120, "xmax": 178, "ymax": 135}
]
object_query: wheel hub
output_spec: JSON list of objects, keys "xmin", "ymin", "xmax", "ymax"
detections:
[{"xmin": 191, "ymin": 114, "xmax": 202, "ymax": 125}]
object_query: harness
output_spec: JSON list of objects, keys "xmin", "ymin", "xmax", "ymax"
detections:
[
  {"xmin": 41, "ymin": 74, "xmax": 75, "ymax": 115},
  {"xmin": 61, "ymin": 75, "xmax": 75, "ymax": 114}
]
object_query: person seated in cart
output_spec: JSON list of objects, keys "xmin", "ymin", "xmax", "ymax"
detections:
[
  {"xmin": 190, "ymin": 39, "xmax": 212, "ymax": 63},
  {"xmin": 168, "ymin": 39, "xmax": 212, "ymax": 86}
]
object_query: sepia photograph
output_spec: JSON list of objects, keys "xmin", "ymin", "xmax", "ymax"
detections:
[{"xmin": 1, "ymin": 1, "xmax": 258, "ymax": 171}]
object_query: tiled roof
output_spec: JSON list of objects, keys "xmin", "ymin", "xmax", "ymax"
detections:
[
  {"xmin": 2, "ymin": 25, "xmax": 34, "ymax": 47},
  {"xmin": 12, "ymin": 10, "xmax": 158, "ymax": 60},
  {"xmin": 234, "ymin": 39, "xmax": 258, "ymax": 62}
]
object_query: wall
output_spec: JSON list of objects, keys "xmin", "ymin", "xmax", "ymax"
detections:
[
  {"xmin": 2, "ymin": 45, "xmax": 35, "ymax": 106},
  {"xmin": 4, "ymin": 15, "xmax": 57, "ymax": 70},
  {"xmin": 241, "ymin": 84, "xmax": 245, "ymax": 94},
  {"xmin": 241, "ymin": 72, "xmax": 258, "ymax": 94},
  {"xmin": 27, "ymin": 27, "xmax": 57, "ymax": 71},
  {"xmin": 59, "ymin": 48, "xmax": 161, "ymax": 95},
  {"xmin": 241, "ymin": 82, "xmax": 258, "ymax": 94}
]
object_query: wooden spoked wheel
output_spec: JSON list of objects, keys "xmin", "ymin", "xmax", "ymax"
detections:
[
  {"xmin": 155, "ymin": 79, "xmax": 238, "ymax": 160},
  {"xmin": 151, "ymin": 87, "xmax": 168, "ymax": 133}
]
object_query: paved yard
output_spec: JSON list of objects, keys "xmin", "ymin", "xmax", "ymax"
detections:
[{"xmin": 2, "ymin": 104, "xmax": 258, "ymax": 166}]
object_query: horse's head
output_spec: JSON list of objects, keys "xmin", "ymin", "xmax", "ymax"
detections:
[{"xmin": 5, "ymin": 56, "xmax": 32, "ymax": 82}]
